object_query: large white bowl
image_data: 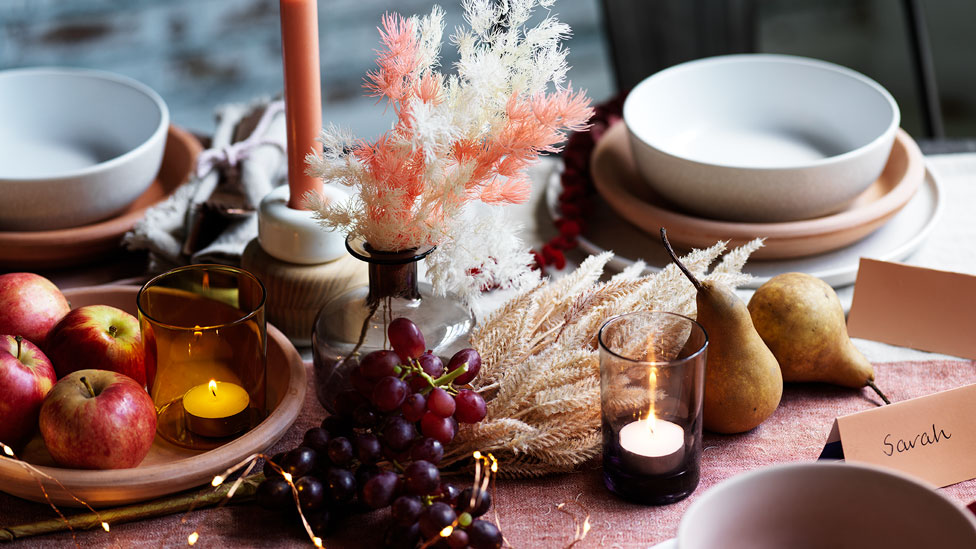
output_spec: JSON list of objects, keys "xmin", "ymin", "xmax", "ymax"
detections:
[
  {"xmin": 677, "ymin": 462, "xmax": 976, "ymax": 549},
  {"xmin": 624, "ymin": 54, "xmax": 900, "ymax": 222},
  {"xmin": 0, "ymin": 67, "xmax": 169, "ymax": 231}
]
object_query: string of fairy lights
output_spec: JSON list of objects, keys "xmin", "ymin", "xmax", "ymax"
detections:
[{"xmin": 0, "ymin": 443, "xmax": 506, "ymax": 548}]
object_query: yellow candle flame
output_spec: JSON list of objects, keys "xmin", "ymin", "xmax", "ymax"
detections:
[
  {"xmin": 644, "ymin": 366, "xmax": 658, "ymax": 434},
  {"xmin": 209, "ymin": 379, "xmax": 218, "ymax": 397}
]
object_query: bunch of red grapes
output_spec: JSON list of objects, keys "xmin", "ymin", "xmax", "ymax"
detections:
[{"xmin": 256, "ymin": 318, "xmax": 502, "ymax": 549}]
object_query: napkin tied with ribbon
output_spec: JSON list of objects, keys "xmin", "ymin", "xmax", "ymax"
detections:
[{"xmin": 123, "ymin": 98, "xmax": 286, "ymax": 271}]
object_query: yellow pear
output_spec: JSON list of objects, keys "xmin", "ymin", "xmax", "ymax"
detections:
[
  {"xmin": 747, "ymin": 272, "xmax": 888, "ymax": 402},
  {"xmin": 662, "ymin": 230, "xmax": 782, "ymax": 434}
]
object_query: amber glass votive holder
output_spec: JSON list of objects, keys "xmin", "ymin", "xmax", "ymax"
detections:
[
  {"xmin": 599, "ymin": 311, "xmax": 708, "ymax": 505},
  {"xmin": 137, "ymin": 264, "xmax": 267, "ymax": 451}
]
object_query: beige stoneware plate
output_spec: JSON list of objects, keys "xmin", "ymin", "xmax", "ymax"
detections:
[
  {"xmin": 0, "ymin": 285, "xmax": 306, "ymax": 508},
  {"xmin": 592, "ymin": 122, "xmax": 925, "ymax": 259}
]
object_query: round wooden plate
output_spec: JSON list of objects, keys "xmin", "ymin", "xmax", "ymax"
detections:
[
  {"xmin": 0, "ymin": 126, "xmax": 202, "ymax": 270},
  {"xmin": 592, "ymin": 123, "xmax": 925, "ymax": 259},
  {"xmin": 0, "ymin": 285, "xmax": 306, "ymax": 508}
]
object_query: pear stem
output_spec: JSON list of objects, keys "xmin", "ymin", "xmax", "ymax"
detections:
[
  {"xmin": 661, "ymin": 228, "xmax": 702, "ymax": 291},
  {"xmin": 80, "ymin": 376, "xmax": 96, "ymax": 399},
  {"xmin": 866, "ymin": 379, "xmax": 891, "ymax": 405},
  {"xmin": 14, "ymin": 335, "xmax": 23, "ymax": 360}
]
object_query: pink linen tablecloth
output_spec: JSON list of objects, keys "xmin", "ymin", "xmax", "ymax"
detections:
[{"xmin": 2, "ymin": 359, "xmax": 975, "ymax": 548}]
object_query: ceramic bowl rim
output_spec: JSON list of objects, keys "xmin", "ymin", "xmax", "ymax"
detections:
[
  {"xmin": 0, "ymin": 66, "xmax": 170, "ymax": 182},
  {"xmin": 677, "ymin": 461, "xmax": 976, "ymax": 545},
  {"xmin": 623, "ymin": 53, "xmax": 900, "ymax": 172}
]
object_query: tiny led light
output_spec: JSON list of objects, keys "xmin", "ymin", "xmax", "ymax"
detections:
[
  {"xmin": 282, "ymin": 472, "xmax": 293, "ymax": 482},
  {"xmin": 212, "ymin": 475, "xmax": 224, "ymax": 487},
  {"xmin": 313, "ymin": 537, "xmax": 323, "ymax": 547},
  {"xmin": 187, "ymin": 531, "xmax": 199, "ymax": 545},
  {"xmin": 440, "ymin": 525, "xmax": 454, "ymax": 537},
  {"xmin": 101, "ymin": 522, "xmax": 110, "ymax": 532},
  {"xmin": 2, "ymin": 443, "xmax": 14, "ymax": 457}
]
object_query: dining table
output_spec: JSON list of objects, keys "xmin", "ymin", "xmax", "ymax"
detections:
[{"xmin": 1, "ymin": 146, "xmax": 975, "ymax": 548}]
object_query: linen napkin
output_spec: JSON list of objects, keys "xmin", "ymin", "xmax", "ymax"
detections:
[{"xmin": 123, "ymin": 98, "xmax": 287, "ymax": 271}]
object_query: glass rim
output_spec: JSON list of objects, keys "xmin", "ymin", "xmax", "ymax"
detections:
[
  {"xmin": 597, "ymin": 310, "xmax": 708, "ymax": 367},
  {"xmin": 136, "ymin": 263, "xmax": 267, "ymax": 331},
  {"xmin": 345, "ymin": 234, "xmax": 435, "ymax": 265}
]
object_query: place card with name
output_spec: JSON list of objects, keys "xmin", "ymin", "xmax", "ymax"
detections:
[{"xmin": 824, "ymin": 383, "xmax": 976, "ymax": 487}]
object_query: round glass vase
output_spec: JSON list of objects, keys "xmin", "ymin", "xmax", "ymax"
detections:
[{"xmin": 312, "ymin": 235, "xmax": 475, "ymax": 411}]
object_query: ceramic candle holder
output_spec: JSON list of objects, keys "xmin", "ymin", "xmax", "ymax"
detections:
[
  {"xmin": 137, "ymin": 264, "xmax": 267, "ymax": 451},
  {"xmin": 599, "ymin": 311, "xmax": 707, "ymax": 505}
]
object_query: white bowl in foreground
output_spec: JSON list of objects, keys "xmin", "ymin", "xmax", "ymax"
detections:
[
  {"xmin": 0, "ymin": 67, "xmax": 169, "ymax": 231},
  {"xmin": 624, "ymin": 54, "xmax": 900, "ymax": 222},
  {"xmin": 677, "ymin": 461, "xmax": 976, "ymax": 549}
]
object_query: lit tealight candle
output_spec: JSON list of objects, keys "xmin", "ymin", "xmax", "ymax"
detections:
[
  {"xmin": 619, "ymin": 417, "xmax": 685, "ymax": 475},
  {"xmin": 183, "ymin": 380, "xmax": 250, "ymax": 438}
]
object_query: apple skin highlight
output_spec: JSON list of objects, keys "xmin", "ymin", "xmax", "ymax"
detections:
[
  {"xmin": 0, "ymin": 334, "xmax": 57, "ymax": 449},
  {"xmin": 46, "ymin": 305, "xmax": 148, "ymax": 387},
  {"xmin": 39, "ymin": 369, "xmax": 156, "ymax": 470}
]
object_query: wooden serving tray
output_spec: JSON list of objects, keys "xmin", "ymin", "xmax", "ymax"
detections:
[
  {"xmin": 0, "ymin": 285, "xmax": 306, "ymax": 508},
  {"xmin": 592, "ymin": 123, "xmax": 926, "ymax": 259},
  {"xmin": 0, "ymin": 126, "xmax": 202, "ymax": 270}
]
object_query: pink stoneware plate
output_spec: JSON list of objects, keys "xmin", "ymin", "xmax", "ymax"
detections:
[
  {"xmin": 0, "ymin": 285, "xmax": 306, "ymax": 508},
  {"xmin": 0, "ymin": 126, "xmax": 202, "ymax": 270},
  {"xmin": 591, "ymin": 122, "xmax": 925, "ymax": 260},
  {"xmin": 547, "ymin": 163, "xmax": 941, "ymax": 290}
]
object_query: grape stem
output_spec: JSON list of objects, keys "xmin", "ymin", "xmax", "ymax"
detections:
[{"xmin": 432, "ymin": 363, "xmax": 468, "ymax": 388}]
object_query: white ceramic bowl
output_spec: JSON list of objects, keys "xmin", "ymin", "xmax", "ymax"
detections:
[
  {"xmin": 677, "ymin": 462, "xmax": 976, "ymax": 549},
  {"xmin": 624, "ymin": 54, "xmax": 900, "ymax": 222},
  {"xmin": 0, "ymin": 67, "xmax": 169, "ymax": 231}
]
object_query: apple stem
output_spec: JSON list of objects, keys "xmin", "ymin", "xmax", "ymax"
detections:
[
  {"xmin": 80, "ymin": 376, "xmax": 96, "ymax": 399},
  {"xmin": 109, "ymin": 325, "xmax": 119, "ymax": 338},
  {"xmin": 14, "ymin": 335, "xmax": 22, "ymax": 360}
]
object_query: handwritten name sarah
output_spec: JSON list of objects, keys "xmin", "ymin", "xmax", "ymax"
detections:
[{"xmin": 883, "ymin": 424, "xmax": 951, "ymax": 456}]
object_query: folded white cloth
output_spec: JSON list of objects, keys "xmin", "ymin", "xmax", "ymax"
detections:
[{"xmin": 124, "ymin": 98, "xmax": 287, "ymax": 271}]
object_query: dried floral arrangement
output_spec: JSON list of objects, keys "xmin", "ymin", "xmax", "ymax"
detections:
[
  {"xmin": 307, "ymin": 0, "xmax": 592, "ymax": 301},
  {"xmin": 442, "ymin": 240, "xmax": 762, "ymax": 477}
]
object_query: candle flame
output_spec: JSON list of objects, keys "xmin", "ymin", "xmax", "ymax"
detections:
[
  {"xmin": 209, "ymin": 380, "xmax": 218, "ymax": 397},
  {"xmin": 644, "ymin": 366, "xmax": 658, "ymax": 434}
]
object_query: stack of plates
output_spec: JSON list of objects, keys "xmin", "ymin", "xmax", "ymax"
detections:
[
  {"xmin": 546, "ymin": 122, "xmax": 941, "ymax": 289},
  {"xmin": 0, "ymin": 126, "xmax": 201, "ymax": 270}
]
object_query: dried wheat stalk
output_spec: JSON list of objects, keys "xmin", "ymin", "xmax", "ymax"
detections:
[{"xmin": 443, "ymin": 240, "xmax": 762, "ymax": 476}]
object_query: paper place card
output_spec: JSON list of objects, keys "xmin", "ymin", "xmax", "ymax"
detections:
[
  {"xmin": 847, "ymin": 258, "xmax": 976, "ymax": 360},
  {"xmin": 824, "ymin": 383, "xmax": 976, "ymax": 487}
]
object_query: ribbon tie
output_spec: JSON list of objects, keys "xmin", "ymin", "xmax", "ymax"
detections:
[{"xmin": 194, "ymin": 100, "xmax": 287, "ymax": 179}]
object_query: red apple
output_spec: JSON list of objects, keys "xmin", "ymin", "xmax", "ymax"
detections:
[
  {"xmin": 0, "ymin": 272, "xmax": 70, "ymax": 348},
  {"xmin": 39, "ymin": 369, "xmax": 156, "ymax": 469},
  {"xmin": 46, "ymin": 305, "xmax": 147, "ymax": 387},
  {"xmin": 0, "ymin": 335, "xmax": 57, "ymax": 449}
]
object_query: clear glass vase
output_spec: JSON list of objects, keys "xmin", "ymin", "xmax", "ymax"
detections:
[{"xmin": 312, "ymin": 235, "xmax": 475, "ymax": 411}]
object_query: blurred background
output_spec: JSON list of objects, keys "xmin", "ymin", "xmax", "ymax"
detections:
[{"xmin": 1, "ymin": 0, "xmax": 973, "ymax": 149}]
